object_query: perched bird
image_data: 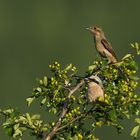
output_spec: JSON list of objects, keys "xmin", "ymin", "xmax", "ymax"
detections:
[
  {"xmin": 87, "ymin": 26, "xmax": 117, "ymax": 64},
  {"xmin": 85, "ymin": 75, "xmax": 104, "ymax": 102}
]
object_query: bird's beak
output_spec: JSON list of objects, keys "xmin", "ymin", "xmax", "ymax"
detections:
[
  {"xmin": 86, "ymin": 27, "xmax": 92, "ymax": 31},
  {"xmin": 86, "ymin": 27, "xmax": 95, "ymax": 33},
  {"xmin": 84, "ymin": 78, "xmax": 89, "ymax": 82}
]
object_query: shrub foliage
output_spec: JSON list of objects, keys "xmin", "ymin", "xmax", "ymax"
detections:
[{"xmin": 0, "ymin": 43, "xmax": 140, "ymax": 140}]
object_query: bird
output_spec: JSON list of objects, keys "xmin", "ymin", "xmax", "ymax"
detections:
[
  {"xmin": 87, "ymin": 26, "xmax": 117, "ymax": 64},
  {"xmin": 84, "ymin": 75, "xmax": 104, "ymax": 102}
]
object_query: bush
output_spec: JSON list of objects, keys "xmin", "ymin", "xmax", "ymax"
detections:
[{"xmin": 0, "ymin": 43, "xmax": 140, "ymax": 140}]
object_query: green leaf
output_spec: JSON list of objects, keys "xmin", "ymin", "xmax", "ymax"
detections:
[
  {"xmin": 88, "ymin": 65, "xmax": 97, "ymax": 71},
  {"xmin": 31, "ymin": 114, "xmax": 40, "ymax": 120},
  {"xmin": 26, "ymin": 113, "xmax": 31, "ymax": 122},
  {"xmin": 131, "ymin": 125, "xmax": 140, "ymax": 138},
  {"xmin": 4, "ymin": 127, "xmax": 13, "ymax": 137},
  {"xmin": 3, "ymin": 109, "xmax": 14, "ymax": 114},
  {"xmin": 41, "ymin": 97, "xmax": 47, "ymax": 106},
  {"xmin": 109, "ymin": 109, "xmax": 117, "ymax": 121},
  {"xmin": 49, "ymin": 107, "xmax": 57, "ymax": 114},
  {"xmin": 58, "ymin": 137, "xmax": 65, "ymax": 140},
  {"xmin": 43, "ymin": 76, "xmax": 48, "ymax": 86},
  {"xmin": 65, "ymin": 64, "xmax": 72, "ymax": 71},
  {"xmin": 122, "ymin": 110, "xmax": 130, "ymax": 119},
  {"xmin": 72, "ymin": 135, "xmax": 79, "ymax": 140},
  {"xmin": 41, "ymin": 127, "xmax": 48, "ymax": 132},
  {"xmin": 129, "ymin": 61, "xmax": 138, "ymax": 70},
  {"xmin": 13, "ymin": 129, "xmax": 22, "ymax": 138},
  {"xmin": 36, "ymin": 87, "xmax": 42, "ymax": 92},
  {"xmin": 131, "ymin": 43, "xmax": 140, "ymax": 55},
  {"xmin": 19, "ymin": 116, "xmax": 26, "ymax": 121},
  {"xmin": 19, "ymin": 127, "xmax": 27, "ymax": 132},
  {"xmin": 130, "ymin": 43, "xmax": 135, "ymax": 48},
  {"xmin": 122, "ymin": 54, "xmax": 132, "ymax": 60},
  {"xmin": 26, "ymin": 97, "xmax": 35, "ymax": 106},
  {"xmin": 135, "ymin": 118, "xmax": 140, "ymax": 124},
  {"xmin": 135, "ymin": 42, "xmax": 139, "ymax": 49},
  {"xmin": 129, "ymin": 76, "xmax": 139, "ymax": 81},
  {"xmin": 13, "ymin": 124, "xmax": 19, "ymax": 130},
  {"xmin": 136, "ymin": 97, "xmax": 140, "ymax": 102}
]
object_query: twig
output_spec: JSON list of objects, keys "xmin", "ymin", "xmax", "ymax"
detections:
[
  {"xmin": 44, "ymin": 79, "xmax": 85, "ymax": 140},
  {"xmin": 57, "ymin": 106, "xmax": 94, "ymax": 131},
  {"xmin": 57, "ymin": 114, "xmax": 85, "ymax": 132}
]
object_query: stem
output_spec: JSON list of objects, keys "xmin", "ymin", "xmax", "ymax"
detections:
[
  {"xmin": 57, "ymin": 106, "xmax": 95, "ymax": 131},
  {"xmin": 44, "ymin": 79, "xmax": 85, "ymax": 140}
]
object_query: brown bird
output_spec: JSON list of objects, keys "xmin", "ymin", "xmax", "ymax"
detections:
[
  {"xmin": 87, "ymin": 26, "xmax": 117, "ymax": 64},
  {"xmin": 85, "ymin": 75, "xmax": 104, "ymax": 102}
]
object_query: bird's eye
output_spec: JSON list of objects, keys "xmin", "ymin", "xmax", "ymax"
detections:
[{"xmin": 94, "ymin": 27, "xmax": 96, "ymax": 30}]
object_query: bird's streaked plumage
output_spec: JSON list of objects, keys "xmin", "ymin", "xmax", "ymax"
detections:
[{"xmin": 87, "ymin": 26, "xmax": 117, "ymax": 64}]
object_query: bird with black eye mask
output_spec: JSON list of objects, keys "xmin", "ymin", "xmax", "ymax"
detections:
[{"xmin": 85, "ymin": 75, "xmax": 104, "ymax": 103}]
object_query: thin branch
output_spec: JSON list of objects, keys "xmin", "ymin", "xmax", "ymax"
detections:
[
  {"xmin": 44, "ymin": 79, "xmax": 85, "ymax": 140},
  {"xmin": 57, "ymin": 107, "xmax": 94, "ymax": 131},
  {"xmin": 57, "ymin": 114, "xmax": 85, "ymax": 132}
]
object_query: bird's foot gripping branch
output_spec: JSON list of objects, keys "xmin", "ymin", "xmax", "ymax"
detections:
[{"xmin": 0, "ymin": 43, "xmax": 140, "ymax": 140}]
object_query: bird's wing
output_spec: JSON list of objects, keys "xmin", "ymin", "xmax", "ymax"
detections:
[{"xmin": 101, "ymin": 39, "xmax": 117, "ymax": 59}]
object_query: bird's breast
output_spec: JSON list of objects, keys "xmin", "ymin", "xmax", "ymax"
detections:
[{"xmin": 88, "ymin": 82, "xmax": 104, "ymax": 102}]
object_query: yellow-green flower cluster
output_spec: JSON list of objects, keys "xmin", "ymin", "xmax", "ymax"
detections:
[
  {"xmin": 124, "ymin": 68, "xmax": 136, "ymax": 76},
  {"xmin": 63, "ymin": 107, "xmax": 81, "ymax": 123},
  {"xmin": 77, "ymin": 133, "xmax": 83, "ymax": 140},
  {"xmin": 49, "ymin": 61, "xmax": 60, "ymax": 71}
]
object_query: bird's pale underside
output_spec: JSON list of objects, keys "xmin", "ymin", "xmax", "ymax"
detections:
[{"xmin": 85, "ymin": 75, "xmax": 104, "ymax": 102}]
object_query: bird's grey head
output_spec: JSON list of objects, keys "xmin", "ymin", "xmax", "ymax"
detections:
[{"xmin": 85, "ymin": 75, "xmax": 103, "ymax": 87}]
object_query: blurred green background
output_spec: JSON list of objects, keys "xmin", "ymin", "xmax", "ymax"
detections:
[{"xmin": 0, "ymin": 0, "xmax": 140, "ymax": 139}]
